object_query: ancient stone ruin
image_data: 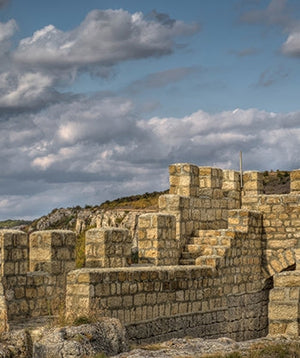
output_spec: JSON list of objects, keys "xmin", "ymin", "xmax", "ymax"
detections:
[{"xmin": 1, "ymin": 163, "xmax": 300, "ymax": 344}]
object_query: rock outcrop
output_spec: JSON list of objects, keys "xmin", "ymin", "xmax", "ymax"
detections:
[
  {"xmin": 33, "ymin": 318, "xmax": 127, "ymax": 358},
  {"xmin": 29, "ymin": 207, "xmax": 152, "ymax": 249},
  {"xmin": 0, "ymin": 318, "xmax": 127, "ymax": 358},
  {"xmin": 0, "ymin": 330, "xmax": 32, "ymax": 358}
]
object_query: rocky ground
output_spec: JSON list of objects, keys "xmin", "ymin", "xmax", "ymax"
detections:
[
  {"xmin": 2, "ymin": 328, "xmax": 299, "ymax": 358},
  {"xmin": 113, "ymin": 335, "xmax": 300, "ymax": 358}
]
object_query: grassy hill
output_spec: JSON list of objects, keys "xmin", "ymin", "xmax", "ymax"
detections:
[
  {"xmin": 97, "ymin": 190, "xmax": 169, "ymax": 210},
  {"xmin": 0, "ymin": 170, "xmax": 291, "ymax": 231},
  {"xmin": 0, "ymin": 219, "xmax": 32, "ymax": 229}
]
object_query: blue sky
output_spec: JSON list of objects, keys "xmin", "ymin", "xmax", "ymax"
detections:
[{"xmin": 0, "ymin": 0, "xmax": 299, "ymax": 219}]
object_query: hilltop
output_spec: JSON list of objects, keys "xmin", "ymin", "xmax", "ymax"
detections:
[{"xmin": 0, "ymin": 170, "xmax": 290, "ymax": 232}]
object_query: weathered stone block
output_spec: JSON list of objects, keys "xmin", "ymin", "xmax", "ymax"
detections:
[
  {"xmin": 85, "ymin": 228, "xmax": 132, "ymax": 268},
  {"xmin": 29, "ymin": 230, "xmax": 76, "ymax": 274},
  {"xmin": 169, "ymin": 163, "xmax": 199, "ymax": 197},
  {"xmin": 274, "ymin": 271, "xmax": 300, "ymax": 287}
]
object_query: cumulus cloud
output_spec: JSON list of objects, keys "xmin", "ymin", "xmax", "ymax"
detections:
[
  {"xmin": 13, "ymin": 9, "xmax": 199, "ymax": 79},
  {"xmin": 0, "ymin": 7, "xmax": 298, "ymax": 220},
  {"xmin": 0, "ymin": 19, "xmax": 16, "ymax": 42},
  {"xmin": 0, "ymin": 9, "xmax": 198, "ymax": 110},
  {"xmin": 239, "ymin": 0, "xmax": 300, "ymax": 58},
  {"xmin": 0, "ymin": 71, "xmax": 57, "ymax": 109},
  {"xmin": 282, "ymin": 31, "xmax": 300, "ymax": 56},
  {"xmin": 0, "ymin": 19, "xmax": 17, "ymax": 58},
  {"xmin": 0, "ymin": 92, "xmax": 299, "ymax": 220}
]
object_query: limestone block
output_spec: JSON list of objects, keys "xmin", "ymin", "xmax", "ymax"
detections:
[
  {"xmin": 199, "ymin": 167, "xmax": 223, "ymax": 192},
  {"xmin": 269, "ymin": 302, "xmax": 299, "ymax": 320},
  {"xmin": 274, "ymin": 271, "xmax": 300, "ymax": 287},
  {"xmin": 0, "ymin": 230, "xmax": 28, "ymax": 276},
  {"xmin": 29, "ymin": 230, "xmax": 76, "ymax": 274},
  {"xmin": 222, "ymin": 170, "xmax": 240, "ymax": 190},
  {"xmin": 169, "ymin": 163, "xmax": 199, "ymax": 197},
  {"xmin": 242, "ymin": 171, "xmax": 263, "ymax": 196},
  {"xmin": 290, "ymin": 170, "xmax": 300, "ymax": 193},
  {"xmin": 138, "ymin": 213, "xmax": 178, "ymax": 265},
  {"xmin": 269, "ymin": 322, "xmax": 288, "ymax": 335},
  {"xmin": 85, "ymin": 228, "xmax": 132, "ymax": 268}
]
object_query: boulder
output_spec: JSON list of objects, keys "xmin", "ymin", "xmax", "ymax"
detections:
[{"xmin": 34, "ymin": 318, "xmax": 127, "ymax": 357}]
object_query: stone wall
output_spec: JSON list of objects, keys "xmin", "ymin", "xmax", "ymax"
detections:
[
  {"xmin": 242, "ymin": 170, "xmax": 300, "ymax": 275},
  {"xmin": 1, "ymin": 162, "xmax": 300, "ymax": 344},
  {"xmin": 159, "ymin": 163, "xmax": 241, "ymax": 251},
  {"xmin": 85, "ymin": 228, "xmax": 132, "ymax": 268},
  {"xmin": 269, "ymin": 271, "xmax": 300, "ymax": 336},
  {"xmin": 66, "ymin": 265, "xmax": 268, "ymax": 343},
  {"xmin": 138, "ymin": 213, "xmax": 178, "ymax": 265},
  {"xmin": 66, "ymin": 209, "xmax": 268, "ymax": 343},
  {"xmin": 0, "ymin": 230, "xmax": 76, "ymax": 327}
]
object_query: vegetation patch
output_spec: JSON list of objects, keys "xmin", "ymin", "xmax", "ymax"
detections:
[
  {"xmin": 98, "ymin": 190, "xmax": 169, "ymax": 210},
  {"xmin": 263, "ymin": 170, "xmax": 290, "ymax": 194},
  {"xmin": 0, "ymin": 219, "xmax": 32, "ymax": 229}
]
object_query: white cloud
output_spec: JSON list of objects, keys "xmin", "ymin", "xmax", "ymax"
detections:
[
  {"xmin": 282, "ymin": 31, "xmax": 300, "ymax": 56},
  {"xmin": 0, "ymin": 19, "xmax": 17, "ymax": 59},
  {"xmin": 0, "ymin": 71, "xmax": 55, "ymax": 108},
  {"xmin": 0, "ymin": 97, "xmax": 299, "ymax": 219},
  {"xmin": 13, "ymin": 9, "xmax": 199, "ymax": 78},
  {"xmin": 0, "ymin": 6, "xmax": 299, "ymax": 220},
  {"xmin": 238, "ymin": 0, "xmax": 300, "ymax": 59},
  {"xmin": 0, "ymin": 19, "xmax": 17, "ymax": 42}
]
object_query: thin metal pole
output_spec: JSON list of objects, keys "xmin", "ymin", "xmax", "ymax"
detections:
[{"xmin": 240, "ymin": 151, "xmax": 243, "ymax": 189}]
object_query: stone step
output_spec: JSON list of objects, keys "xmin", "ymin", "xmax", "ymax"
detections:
[
  {"xmin": 185, "ymin": 244, "xmax": 202, "ymax": 254},
  {"xmin": 191, "ymin": 236, "xmax": 218, "ymax": 245},
  {"xmin": 191, "ymin": 236, "xmax": 231, "ymax": 246},
  {"xmin": 201, "ymin": 245, "xmax": 227, "ymax": 256},
  {"xmin": 179, "ymin": 258, "xmax": 196, "ymax": 265},
  {"xmin": 195, "ymin": 229, "xmax": 222, "ymax": 237},
  {"xmin": 181, "ymin": 251, "xmax": 200, "ymax": 260},
  {"xmin": 195, "ymin": 255, "xmax": 221, "ymax": 267}
]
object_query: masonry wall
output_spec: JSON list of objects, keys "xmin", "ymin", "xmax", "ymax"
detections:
[
  {"xmin": 138, "ymin": 213, "xmax": 178, "ymax": 265},
  {"xmin": 66, "ymin": 210, "xmax": 268, "ymax": 343},
  {"xmin": 85, "ymin": 228, "xmax": 132, "ymax": 268},
  {"xmin": 0, "ymin": 230, "xmax": 76, "ymax": 323},
  {"xmin": 160, "ymin": 164, "xmax": 241, "ymax": 251},
  {"xmin": 242, "ymin": 170, "xmax": 300, "ymax": 275}
]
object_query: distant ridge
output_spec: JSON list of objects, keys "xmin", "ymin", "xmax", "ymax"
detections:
[{"xmin": 0, "ymin": 170, "xmax": 290, "ymax": 231}]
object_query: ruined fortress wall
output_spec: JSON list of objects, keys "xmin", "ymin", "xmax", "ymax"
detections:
[
  {"xmin": 67, "ymin": 266, "xmax": 268, "ymax": 343},
  {"xmin": 1, "ymin": 162, "xmax": 300, "ymax": 342},
  {"xmin": 138, "ymin": 213, "xmax": 178, "ymax": 266},
  {"xmin": 66, "ymin": 210, "xmax": 268, "ymax": 343},
  {"xmin": 242, "ymin": 170, "xmax": 300, "ymax": 275},
  {"xmin": 85, "ymin": 228, "xmax": 132, "ymax": 268},
  {"xmin": 159, "ymin": 164, "xmax": 241, "ymax": 251},
  {"xmin": 0, "ymin": 230, "xmax": 76, "ymax": 323}
]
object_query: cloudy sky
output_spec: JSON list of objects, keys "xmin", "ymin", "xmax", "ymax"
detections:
[{"xmin": 0, "ymin": 0, "xmax": 299, "ymax": 220}]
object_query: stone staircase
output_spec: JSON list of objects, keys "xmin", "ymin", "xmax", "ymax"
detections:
[{"xmin": 179, "ymin": 229, "xmax": 231, "ymax": 267}]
